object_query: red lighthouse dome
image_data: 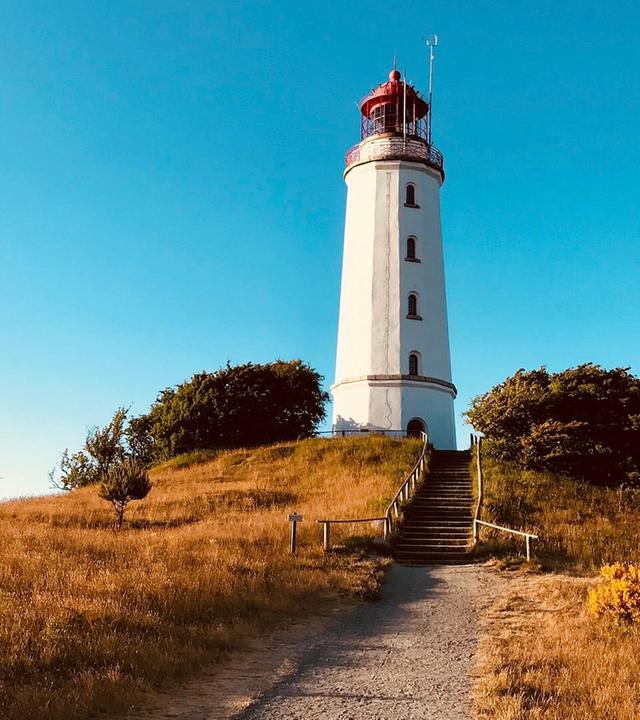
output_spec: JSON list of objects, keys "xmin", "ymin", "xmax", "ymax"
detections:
[
  {"xmin": 344, "ymin": 67, "xmax": 444, "ymax": 178},
  {"xmin": 358, "ymin": 69, "xmax": 429, "ymax": 142}
]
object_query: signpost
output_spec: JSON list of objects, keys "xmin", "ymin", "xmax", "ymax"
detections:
[{"xmin": 288, "ymin": 512, "xmax": 304, "ymax": 555}]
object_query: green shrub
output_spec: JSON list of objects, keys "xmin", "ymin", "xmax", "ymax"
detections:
[
  {"xmin": 135, "ymin": 360, "xmax": 329, "ymax": 460},
  {"xmin": 467, "ymin": 364, "xmax": 640, "ymax": 484},
  {"xmin": 98, "ymin": 458, "xmax": 152, "ymax": 529}
]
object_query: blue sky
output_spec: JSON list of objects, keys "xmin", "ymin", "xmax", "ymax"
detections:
[{"xmin": 2, "ymin": 1, "xmax": 639, "ymax": 497}]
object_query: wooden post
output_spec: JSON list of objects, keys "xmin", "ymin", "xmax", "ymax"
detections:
[
  {"xmin": 288, "ymin": 512, "xmax": 303, "ymax": 555},
  {"xmin": 473, "ymin": 519, "xmax": 478, "ymax": 544},
  {"xmin": 525, "ymin": 535, "xmax": 531, "ymax": 562},
  {"xmin": 322, "ymin": 522, "xmax": 331, "ymax": 552},
  {"xmin": 476, "ymin": 437, "xmax": 483, "ymax": 522}
]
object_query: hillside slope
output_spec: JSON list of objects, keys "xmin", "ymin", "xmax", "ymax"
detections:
[
  {"xmin": 474, "ymin": 459, "xmax": 640, "ymax": 719},
  {"xmin": 0, "ymin": 436, "xmax": 421, "ymax": 720}
]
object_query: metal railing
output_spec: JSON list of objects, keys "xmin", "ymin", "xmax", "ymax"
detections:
[
  {"xmin": 470, "ymin": 433, "xmax": 539, "ymax": 561},
  {"xmin": 317, "ymin": 430, "xmax": 429, "ymax": 550},
  {"xmin": 314, "ymin": 429, "xmax": 407, "ymax": 438},
  {"xmin": 345, "ymin": 138, "xmax": 444, "ymax": 175}
]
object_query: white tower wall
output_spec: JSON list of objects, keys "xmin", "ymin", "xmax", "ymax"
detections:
[{"xmin": 332, "ymin": 137, "xmax": 457, "ymax": 449}]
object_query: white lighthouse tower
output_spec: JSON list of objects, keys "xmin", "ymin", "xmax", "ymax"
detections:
[{"xmin": 331, "ymin": 65, "xmax": 457, "ymax": 448}]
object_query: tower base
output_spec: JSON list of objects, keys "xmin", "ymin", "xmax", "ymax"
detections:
[{"xmin": 331, "ymin": 377, "xmax": 457, "ymax": 449}]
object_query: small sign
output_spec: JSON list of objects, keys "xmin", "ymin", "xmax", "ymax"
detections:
[{"xmin": 288, "ymin": 513, "xmax": 304, "ymax": 522}]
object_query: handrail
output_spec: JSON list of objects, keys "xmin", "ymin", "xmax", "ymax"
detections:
[
  {"xmin": 383, "ymin": 430, "xmax": 429, "ymax": 540},
  {"xmin": 470, "ymin": 432, "xmax": 539, "ymax": 562},
  {"xmin": 473, "ymin": 519, "xmax": 538, "ymax": 562},
  {"xmin": 474, "ymin": 519, "xmax": 538, "ymax": 540},
  {"xmin": 471, "ymin": 433, "xmax": 484, "ymax": 536},
  {"xmin": 316, "ymin": 431, "xmax": 429, "ymax": 551},
  {"xmin": 317, "ymin": 517, "xmax": 386, "ymax": 551},
  {"xmin": 318, "ymin": 517, "xmax": 386, "ymax": 524}
]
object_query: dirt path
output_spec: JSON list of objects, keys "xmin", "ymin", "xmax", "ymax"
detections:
[{"xmin": 125, "ymin": 564, "xmax": 504, "ymax": 720}]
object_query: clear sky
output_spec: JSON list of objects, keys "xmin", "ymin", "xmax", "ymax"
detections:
[{"xmin": 2, "ymin": 1, "xmax": 639, "ymax": 498}]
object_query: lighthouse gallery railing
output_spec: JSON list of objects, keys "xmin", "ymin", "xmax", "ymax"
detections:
[{"xmin": 345, "ymin": 139, "xmax": 444, "ymax": 176}]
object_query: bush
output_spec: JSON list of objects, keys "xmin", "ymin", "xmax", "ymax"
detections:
[
  {"xmin": 136, "ymin": 360, "xmax": 329, "ymax": 460},
  {"xmin": 98, "ymin": 458, "xmax": 152, "ymax": 530},
  {"xmin": 587, "ymin": 563, "xmax": 640, "ymax": 624},
  {"xmin": 466, "ymin": 364, "xmax": 640, "ymax": 484}
]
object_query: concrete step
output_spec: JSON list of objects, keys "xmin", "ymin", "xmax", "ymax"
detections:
[
  {"xmin": 407, "ymin": 510, "xmax": 471, "ymax": 517},
  {"xmin": 395, "ymin": 542, "xmax": 470, "ymax": 551},
  {"xmin": 400, "ymin": 528, "xmax": 471, "ymax": 540},
  {"xmin": 410, "ymin": 497, "xmax": 472, "ymax": 504},
  {"xmin": 395, "ymin": 556, "xmax": 471, "ymax": 566},
  {"xmin": 394, "ymin": 551, "xmax": 471, "ymax": 564},
  {"xmin": 401, "ymin": 525, "xmax": 472, "ymax": 532}
]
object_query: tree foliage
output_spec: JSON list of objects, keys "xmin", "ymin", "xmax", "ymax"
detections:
[
  {"xmin": 98, "ymin": 458, "xmax": 152, "ymax": 530},
  {"xmin": 138, "ymin": 360, "xmax": 329, "ymax": 460},
  {"xmin": 466, "ymin": 364, "xmax": 640, "ymax": 484},
  {"xmin": 51, "ymin": 407, "xmax": 149, "ymax": 490}
]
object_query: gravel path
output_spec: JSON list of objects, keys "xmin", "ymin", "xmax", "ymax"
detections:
[
  {"xmin": 235, "ymin": 564, "xmax": 501, "ymax": 720},
  {"xmin": 125, "ymin": 563, "xmax": 503, "ymax": 720}
]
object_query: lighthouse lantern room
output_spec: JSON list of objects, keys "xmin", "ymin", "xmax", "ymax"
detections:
[{"xmin": 331, "ymin": 64, "xmax": 457, "ymax": 448}]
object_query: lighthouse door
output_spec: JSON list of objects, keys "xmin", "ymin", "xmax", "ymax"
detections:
[{"xmin": 407, "ymin": 418, "xmax": 426, "ymax": 437}]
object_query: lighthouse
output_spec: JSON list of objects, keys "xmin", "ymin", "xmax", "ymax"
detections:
[{"xmin": 331, "ymin": 65, "xmax": 457, "ymax": 449}]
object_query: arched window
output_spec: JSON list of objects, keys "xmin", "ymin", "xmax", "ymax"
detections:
[
  {"xmin": 407, "ymin": 293, "xmax": 418, "ymax": 317},
  {"xmin": 406, "ymin": 236, "xmax": 417, "ymax": 260},
  {"xmin": 405, "ymin": 183, "xmax": 417, "ymax": 206},
  {"xmin": 409, "ymin": 352, "xmax": 419, "ymax": 376}
]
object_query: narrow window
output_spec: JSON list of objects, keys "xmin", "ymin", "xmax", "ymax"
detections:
[
  {"xmin": 406, "ymin": 236, "xmax": 417, "ymax": 260},
  {"xmin": 405, "ymin": 183, "xmax": 416, "ymax": 206},
  {"xmin": 408, "ymin": 293, "xmax": 418, "ymax": 317},
  {"xmin": 409, "ymin": 353, "xmax": 419, "ymax": 376}
]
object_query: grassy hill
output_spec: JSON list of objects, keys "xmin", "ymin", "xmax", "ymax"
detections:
[
  {"xmin": 474, "ymin": 459, "xmax": 640, "ymax": 720},
  {"xmin": 0, "ymin": 435, "xmax": 421, "ymax": 720}
]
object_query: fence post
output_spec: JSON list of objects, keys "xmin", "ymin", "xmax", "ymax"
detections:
[
  {"xmin": 473, "ymin": 519, "xmax": 479, "ymax": 544},
  {"xmin": 322, "ymin": 522, "xmax": 331, "ymax": 552},
  {"xmin": 525, "ymin": 535, "xmax": 531, "ymax": 562},
  {"xmin": 476, "ymin": 437, "xmax": 483, "ymax": 524}
]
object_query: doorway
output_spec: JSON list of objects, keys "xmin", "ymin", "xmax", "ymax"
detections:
[{"xmin": 407, "ymin": 418, "xmax": 426, "ymax": 437}]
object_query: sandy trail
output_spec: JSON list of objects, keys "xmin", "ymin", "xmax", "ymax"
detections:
[{"xmin": 125, "ymin": 564, "xmax": 503, "ymax": 720}]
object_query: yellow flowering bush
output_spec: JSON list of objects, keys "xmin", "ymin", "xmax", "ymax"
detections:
[{"xmin": 587, "ymin": 563, "xmax": 640, "ymax": 623}]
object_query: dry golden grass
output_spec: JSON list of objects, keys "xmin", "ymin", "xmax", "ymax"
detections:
[
  {"xmin": 476, "ymin": 457, "xmax": 640, "ymax": 571},
  {"xmin": 0, "ymin": 435, "xmax": 420, "ymax": 720},
  {"xmin": 476, "ymin": 573, "xmax": 640, "ymax": 720},
  {"xmin": 474, "ymin": 459, "xmax": 640, "ymax": 719}
]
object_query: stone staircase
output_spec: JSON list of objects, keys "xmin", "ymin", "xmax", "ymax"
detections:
[{"xmin": 393, "ymin": 449, "xmax": 473, "ymax": 565}]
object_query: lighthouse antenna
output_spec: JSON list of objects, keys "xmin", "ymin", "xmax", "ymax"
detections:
[
  {"xmin": 425, "ymin": 34, "xmax": 438, "ymax": 144},
  {"xmin": 403, "ymin": 68, "xmax": 407, "ymax": 143}
]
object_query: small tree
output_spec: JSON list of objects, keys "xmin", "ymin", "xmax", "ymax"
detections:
[
  {"xmin": 98, "ymin": 458, "xmax": 151, "ymax": 530},
  {"xmin": 51, "ymin": 407, "xmax": 152, "ymax": 490},
  {"xmin": 85, "ymin": 407, "xmax": 127, "ymax": 481}
]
